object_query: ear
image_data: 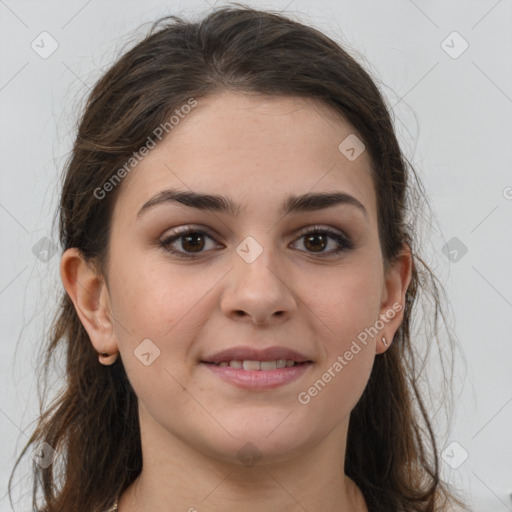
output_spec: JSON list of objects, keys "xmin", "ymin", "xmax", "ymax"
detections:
[
  {"xmin": 59, "ymin": 248, "xmax": 118, "ymax": 360},
  {"xmin": 375, "ymin": 243, "xmax": 413, "ymax": 354}
]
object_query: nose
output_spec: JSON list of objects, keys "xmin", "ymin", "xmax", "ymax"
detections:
[{"xmin": 220, "ymin": 242, "xmax": 297, "ymax": 326}]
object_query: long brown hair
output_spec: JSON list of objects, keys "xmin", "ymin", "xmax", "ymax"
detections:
[{"xmin": 9, "ymin": 5, "xmax": 468, "ymax": 511}]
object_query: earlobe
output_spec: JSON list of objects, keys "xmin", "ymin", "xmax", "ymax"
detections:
[
  {"xmin": 376, "ymin": 244, "xmax": 413, "ymax": 354},
  {"xmin": 60, "ymin": 248, "xmax": 118, "ymax": 362}
]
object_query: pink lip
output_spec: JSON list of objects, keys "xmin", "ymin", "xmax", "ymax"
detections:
[
  {"xmin": 201, "ymin": 346, "xmax": 311, "ymax": 364},
  {"xmin": 202, "ymin": 362, "xmax": 313, "ymax": 390}
]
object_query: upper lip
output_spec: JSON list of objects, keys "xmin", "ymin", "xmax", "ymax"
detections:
[{"xmin": 201, "ymin": 346, "xmax": 312, "ymax": 364}]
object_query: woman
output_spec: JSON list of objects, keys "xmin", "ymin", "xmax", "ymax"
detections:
[{"xmin": 9, "ymin": 5, "xmax": 468, "ymax": 511}]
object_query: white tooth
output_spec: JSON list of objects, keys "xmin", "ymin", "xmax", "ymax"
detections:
[
  {"xmin": 243, "ymin": 360, "xmax": 261, "ymax": 371},
  {"xmin": 218, "ymin": 361, "xmax": 229, "ymax": 367},
  {"xmin": 276, "ymin": 359, "xmax": 287, "ymax": 369},
  {"xmin": 229, "ymin": 360, "xmax": 243, "ymax": 369},
  {"xmin": 286, "ymin": 360, "xmax": 295, "ymax": 367},
  {"xmin": 260, "ymin": 360, "xmax": 277, "ymax": 371}
]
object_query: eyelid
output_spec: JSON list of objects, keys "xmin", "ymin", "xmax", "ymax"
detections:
[
  {"xmin": 160, "ymin": 223, "xmax": 348, "ymax": 241},
  {"xmin": 294, "ymin": 224, "xmax": 347, "ymax": 238}
]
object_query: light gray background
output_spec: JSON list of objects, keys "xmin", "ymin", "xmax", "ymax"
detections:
[{"xmin": 1, "ymin": 1, "xmax": 511, "ymax": 510}]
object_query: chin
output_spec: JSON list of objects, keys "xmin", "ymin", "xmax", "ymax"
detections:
[{"xmin": 194, "ymin": 417, "xmax": 319, "ymax": 466}]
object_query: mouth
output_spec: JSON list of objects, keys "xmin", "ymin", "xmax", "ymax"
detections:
[
  {"xmin": 200, "ymin": 346, "xmax": 314, "ymax": 389},
  {"xmin": 201, "ymin": 345, "xmax": 312, "ymax": 367},
  {"xmin": 202, "ymin": 359, "xmax": 310, "ymax": 370},
  {"xmin": 201, "ymin": 360, "xmax": 313, "ymax": 390}
]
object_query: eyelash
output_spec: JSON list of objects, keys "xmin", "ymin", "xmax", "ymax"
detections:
[{"xmin": 158, "ymin": 225, "xmax": 354, "ymax": 260}]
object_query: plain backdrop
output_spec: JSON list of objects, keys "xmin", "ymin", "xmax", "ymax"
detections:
[{"xmin": 1, "ymin": 1, "xmax": 511, "ymax": 510}]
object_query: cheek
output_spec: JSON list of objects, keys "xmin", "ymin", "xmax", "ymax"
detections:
[
  {"xmin": 304, "ymin": 257, "xmax": 383, "ymax": 344},
  {"xmin": 109, "ymin": 256, "xmax": 227, "ymax": 396},
  {"xmin": 110, "ymin": 251, "xmax": 215, "ymax": 340},
  {"xmin": 110, "ymin": 265, "xmax": 214, "ymax": 408},
  {"xmin": 299, "ymin": 256, "xmax": 382, "ymax": 406},
  {"xmin": 301, "ymin": 284, "xmax": 379, "ymax": 416}
]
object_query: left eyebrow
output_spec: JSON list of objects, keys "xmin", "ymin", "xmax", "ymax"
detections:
[{"xmin": 136, "ymin": 188, "xmax": 368, "ymax": 220}]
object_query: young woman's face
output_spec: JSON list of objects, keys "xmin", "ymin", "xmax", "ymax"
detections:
[{"xmin": 102, "ymin": 91, "xmax": 405, "ymax": 464}]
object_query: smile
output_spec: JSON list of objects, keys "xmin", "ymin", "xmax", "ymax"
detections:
[
  {"xmin": 201, "ymin": 361, "xmax": 313, "ymax": 389},
  {"xmin": 207, "ymin": 359, "xmax": 302, "ymax": 370}
]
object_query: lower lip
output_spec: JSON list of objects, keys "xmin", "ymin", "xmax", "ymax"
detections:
[{"xmin": 202, "ymin": 362, "xmax": 313, "ymax": 390}]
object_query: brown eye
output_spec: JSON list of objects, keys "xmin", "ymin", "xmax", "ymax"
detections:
[
  {"xmin": 180, "ymin": 233, "xmax": 206, "ymax": 253},
  {"xmin": 303, "ymin": 233, "xmax": 328, "ymax": 252},
  {"xmin": 292, "ymin": 227, "xmax": 354, "ymax": 256},
  {"xmin": 159, "ymin": 228, "xmax": 220, "ymax": 258}
]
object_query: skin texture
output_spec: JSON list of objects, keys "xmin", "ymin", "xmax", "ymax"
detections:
[{"xmin": 61, "ymin": 91, "xmax": 412, "ymax": 512}]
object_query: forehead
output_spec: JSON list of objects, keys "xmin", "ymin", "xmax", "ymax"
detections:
[{"xmin": 113, "ymin": 91, "xmax": 377, "ymax": 223}]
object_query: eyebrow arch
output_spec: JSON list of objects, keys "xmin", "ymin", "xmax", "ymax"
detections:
[{"xmin": 137, "ymin": 188, "xmax": 368, "ymax": 220}]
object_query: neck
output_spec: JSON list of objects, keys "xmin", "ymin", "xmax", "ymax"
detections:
[{"xmin": 118, "ymin": 409, "xmax": 369, "ymax": 512}]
